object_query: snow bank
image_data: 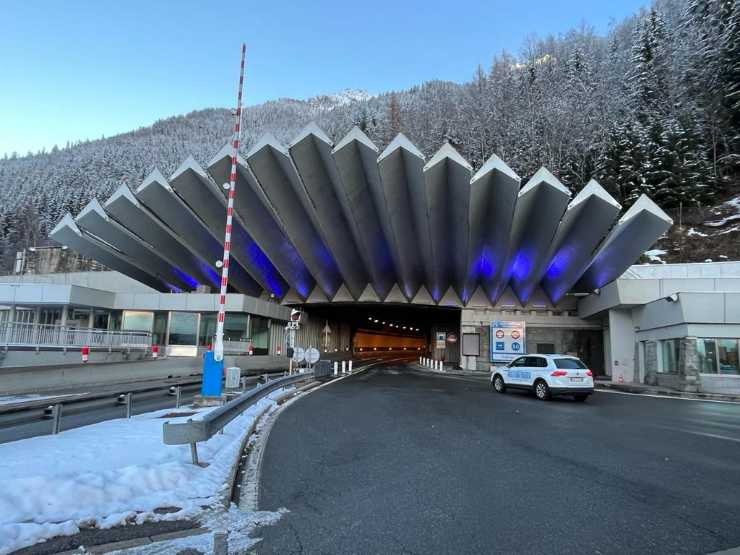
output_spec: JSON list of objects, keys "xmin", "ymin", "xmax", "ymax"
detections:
[{"xmin": 0, "ymin": 389, "xmax": 288, "ymax": 554}]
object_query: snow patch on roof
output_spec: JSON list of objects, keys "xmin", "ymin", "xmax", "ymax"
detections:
[
  {"xmin": 619, "ymin": 194, "xmax": 673, "ymax": 225},
  {"xmin": 76, "ymin": 198, "xmax": 108, "ymax": 221},
  {"xmin": 519, "ymin": 167, "xmax": 570, "ymax": 197},
  {"xmin": 50, "ymin": 213, "xmax": 80, "ymax": 236},
  {"xmin": 378, "ymin": 133, "xmax": 425, "ymax": 162},
  {"xmin": 137, "ymin": 168, "xmax": 171, "ymax": 193},
  {"xmin": 332, "ymin": 126, "xmax": 378, "ymax": 153},
  {"xmin": 206, "ymin": 142, "xmax": 247, "ymax": 169},
  {"xmin": 569, "ymin": 178, "xmax": 621, "ymax": 209},
  {"xmin": 105, "ymin": 184, "xmax": 140, "ymax": 208},
  {"xmin": 471, "ymin": 152, "xmax": 520, "ymax": 183},
  {"xmin": 289, "ymin": 122, "xmax": 333, "ymax": 148},
  {"xmin": 423, "ymin": 142, "xmax": 472, "ymax": 171},
  {"xmin": 246, "ymin": 132, "xmax": 288, "ymax": 158},
  {"xmin": 170, "ymin": 155, "xmax": 208, "ymax": 181}
]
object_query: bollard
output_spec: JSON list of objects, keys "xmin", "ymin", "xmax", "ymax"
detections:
[
  {"xmin": 213, "ymin": 532, "xmax": 228, "ymax": 555},
  {"xmin": 341, "ymin": 360, "xmax": 346, "ymax": 374},
  {"xmin": 175, "ymin": 385, "xmax": 181, "ymax": 408},
  {"xmin": 334, "ymin": 361, "xmax": 338, "ymax": 376},
  {"xmin": 125, "ymin": 393, "xmax": 132, "ymax": 418},
  {"xmin": 419, "ymin": 356, "xmax": 422, "ymax": 365},
  {"xmin": 51, "ymin": 404, "xmax": 62, "ymax": 435},
  {"xmin": 349, "ymin": 360, "xmax": 353, "ymax": 373}
]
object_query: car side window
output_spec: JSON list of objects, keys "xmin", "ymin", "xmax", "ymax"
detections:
[
  {"xmin": 510, "ymin": 357, "xmax": 527, "ymax": 367},
  {"xmin": 534, "ymin": 357, "xmax": 548, "ymax": 368}
]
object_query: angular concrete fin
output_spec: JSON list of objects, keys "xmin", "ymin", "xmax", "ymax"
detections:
[
  {"xmin": 105, "ymin": 184, "xmax": 139, "ymax": 208},
  {"xmin": 467, "ymin": 285, "xmax": 492, "ymax": 308},
  {"xmin": 289, "ymin": 121, "xmax": 333, "ymax": 148},
  {"xmin": 305, "ymin": 285, "xmax": 330, "ymax": 304},
  {"xmin": 280, "ymin": 287, "xmax": 305, "ymax": 305},
  {"xmin": 619, "ymin": 194, "xmax": 673, "ymax": 225},
  {"xmin": 246, "ymin": 132, "xmax": 288, "ymax": 158},
  {"xmin": 207, "ymin": 142, "xmax": 247, "ymax": 168},
  {"xmin": 424, "ymin": 142, "xmax": 472, "ymax": 171},
  {"xmin": 439, "ymin": 286, "xmax": 463, "ymax": 307},
  {"xmin": 331, "ymin": 283, "xmax": 355, "ymax": 302},
  {"xmin": 519, "ymin": 166, "xmax": 570, "ymax": 197},
  {"xmin": 50, "ymin": 213, "xmax": 80, "ymax": 237},
  {"xmin": 358, "ymin": 283, "xmax": 382, "ymax": 302},
  {"xmin": 410, "ymin": 285, "xmax": 435, "ymax": 305},
  {"xmin": 333, "ymin": 126, "xmax": 378, "ymax": 153},
  {"xmin": 383, "ymin": 283, "xmax": 409, "ymax": 303},
  {"xmin": 170, "ymin": 155, "xmax": 208, "ymax": 180},
  {"xmin": 570, "ymin": 178, "xmax": 621, "ymax": 210},
  {"xmin": 472, "ymin": 152, "xmax": 520, "ymax": 183},
  {"xmin": 76, "ymin": 198, "xmax": 107, "ymax": 221},
  {"xmin": 378, "ymin": 133, "xmax": 425, "ymax": 162},
  {"xmin": 138, "ymin": 168, "xmax": 171, "ymax": 193},
  {"xmin": 496, "ymin": 285, "xmax": 521, "ymax": 308}
]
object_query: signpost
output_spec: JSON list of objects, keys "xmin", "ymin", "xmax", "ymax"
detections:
[{"xmin": 490, "ymin": 321, "xmax": 526, "ymax": 363}]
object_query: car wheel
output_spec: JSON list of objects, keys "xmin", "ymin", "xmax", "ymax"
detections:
[
  {"xmin": 493, "ymin": 374, "xmax": 506, "ymax": 393},
  {"xmin": 574, "ymin": 394, "xmax": 589, "ymax": 402},
  {"xmin": 534, "ymin": 380, "xmax": 551, "ymax": 401}
]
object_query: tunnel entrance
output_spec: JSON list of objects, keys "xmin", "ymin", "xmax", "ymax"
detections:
[{"xmin": 299, "ymin": 304, "xmax": 462, "ymax": 364}]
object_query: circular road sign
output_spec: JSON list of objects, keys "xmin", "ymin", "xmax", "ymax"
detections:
[
  {"xmin": 446, "ymin": 333, "xmax": 458, "ymax": 343},
  {"xmin": 292, "ymin": 347, "xmax": 305, "ymax": 363},
  {"xmin": 511, "ymin": 330, "xmax": 521, "ymax": 340},
  {"xmin": 495, "ymin": 329, "xmax": 505, "ymax": 339},
  {"xmin": 306, "ymin": 347, "xmax": 320, "ymax": 365}
]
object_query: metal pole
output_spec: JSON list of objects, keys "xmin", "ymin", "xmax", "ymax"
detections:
[
  {"xmin": 175, "ymin": 385, "xmax": 181, "ymax": 409},
  {"xmin": 190, "ymin": 442, "xmax": 199, "ymax": 465},
  {"xmin": 214, "ymin": 43, "xmax": 247, "ymax": 363},
  {"xmin": 126, "ymin": 393, "xmax": 132, "ymax": 418},
  {"xmin": 52, "ymin": 404, "xmax": 62, "ymax": 434}
]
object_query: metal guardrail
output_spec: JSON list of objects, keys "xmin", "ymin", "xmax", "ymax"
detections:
[
  {"xmin": 163, "ymin": 372, "xmax": 312, "ymax": 464},
  {"xmin": 0, "ymin": 321, "xmax": 151, "ymax": 349}
]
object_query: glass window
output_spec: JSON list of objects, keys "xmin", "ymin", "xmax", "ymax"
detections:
[
  {"xmin": 527, "ymin": 356, "xmax": 548, "ymax": 367},
  {"xmin": 168, "ymin": 312, "xmax": 198, "ymax": 346},
  {"xmin": 510, "ymin": 357, "xmax": 527, "ymax": 367},
  {"xmin": 93, "ymin": 311, "xmax": 109, "ymax": 330},
  {"xmin": 152, "ymin": 312, "xmax": 168, "ymax": 345},
  {"xmin": 224, "ymin": 313, "xmax": 249, "ymax": 342},
  {"xmin": 554, "ymin": 358, "xmax": 587, "ymax": 369},
  {"xmin": 718, "ymin": 339, "xmax": 739, "ymax": 375},
  {"xmin": 199, "ymin": 313, "xmax": 216, "ymax": 347},
  {"xmin": 250, "ymin": 315, "xmax": 270, "ymax": 355},
  {"xmin": 122, "ymin": 311, "xmax": 153, "ymax": 332},
  {"xmin": 660, "ymin": 339, "xmax": 680, "ymax": 374},
  {"xmin": 696, "ymin": 339, "xmax": 718, "ymax": 373}
]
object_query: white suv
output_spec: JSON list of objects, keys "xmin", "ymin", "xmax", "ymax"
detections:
[{"xmin": 491, "ymin": 354, "xmax": 594, "ymax": 401}]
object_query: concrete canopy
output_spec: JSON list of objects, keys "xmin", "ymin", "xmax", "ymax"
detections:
[{"xmin": 53, "ymin": 124, "xmax": 671, "ymax": 305}]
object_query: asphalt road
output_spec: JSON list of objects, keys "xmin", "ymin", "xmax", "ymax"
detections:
[{"xmin": 257, "ymin": 364, "xmax": 740, "ymax": 555}]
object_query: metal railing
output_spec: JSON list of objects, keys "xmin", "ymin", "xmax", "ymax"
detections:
[
  {"xmin": 0, "ymin": 321, "xmax": 151, "ymax": 349},
  {"xmin": 163, "ymin": 372, "xmax": 312, "ymax": 464}
]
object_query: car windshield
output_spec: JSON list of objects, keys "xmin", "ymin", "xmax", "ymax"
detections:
[{"xmin": 554, "ymin": 358, "xmax": 587, "ymax": 369}]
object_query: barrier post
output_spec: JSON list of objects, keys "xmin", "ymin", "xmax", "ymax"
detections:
[
  {"xmin": 125, "ymin": 393, "xmax": 132, "ymax": 418},
  {"xmin": 349, "ymin": 360, "xmax": 353, "ymax": 373},
  {"xmin": 341, "ymin": 360, "xmax": 346, "ymax": 374},
  {"xmin": 175, "ymin": 385, "xmax": 181, "ymax": 408},
  {"xmin": 334, "ymin": 361, "xmax": 338, "ymax": 376},
  {"xmin": 51, "ymin": 404, "xmax": 62, "ymax": 434}
]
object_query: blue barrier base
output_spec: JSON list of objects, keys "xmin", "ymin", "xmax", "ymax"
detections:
[{"xmin": 201, "ymin": 351, "xmax": 224, "ymax": 397}]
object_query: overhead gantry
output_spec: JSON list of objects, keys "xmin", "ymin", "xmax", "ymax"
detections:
[{"xmin": 51, "ymin": 124, "xmax": 673, "ymax": 307}]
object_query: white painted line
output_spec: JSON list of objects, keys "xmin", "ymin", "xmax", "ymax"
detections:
[{"xmin": 595, "ymin": 388, "xmax": 740, "ymax": 405}]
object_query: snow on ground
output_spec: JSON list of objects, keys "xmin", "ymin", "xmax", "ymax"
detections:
[
  {"xmin": 645, "ymin": 249, "xmax": 667, "ymax": 263},
  {"xmin": 0, "ymin": 389, "xmax": 290, "ymax": 554},
  {"xmin": 705, "ymin": 195, "xmax": 740, "ymax": 227}
]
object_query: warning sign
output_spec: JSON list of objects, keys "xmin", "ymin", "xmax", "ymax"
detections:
[{"xmin": 490, "ymin": 321, "xmax": 526, "ymax": 362}]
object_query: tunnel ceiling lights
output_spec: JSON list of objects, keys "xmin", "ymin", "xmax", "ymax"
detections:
[{"xmin": 50, "ymin": 123, "xmax": 672, "ymax": 304}]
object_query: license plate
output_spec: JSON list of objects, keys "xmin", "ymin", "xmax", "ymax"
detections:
[{"xmin": 570, "ymin": 377, "xmax": 584, "ymax": 382}]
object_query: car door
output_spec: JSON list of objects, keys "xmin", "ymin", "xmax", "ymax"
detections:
[
  {"xmin": 506, "ymin": 356, "xmax": 531, "ymax": 386},
  {"xmin": 526, "ymin": 356, "xmax": 548, "ymax": 388}
]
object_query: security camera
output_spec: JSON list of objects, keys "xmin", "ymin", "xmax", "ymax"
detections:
[{"xmin": 665, "ymin": 293, "xmax": 679, "ymax": 302}]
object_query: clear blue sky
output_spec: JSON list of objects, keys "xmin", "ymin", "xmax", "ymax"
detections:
[{"xmin": 0, "ymin": 0, "xmax": 648, "ymax": 157}]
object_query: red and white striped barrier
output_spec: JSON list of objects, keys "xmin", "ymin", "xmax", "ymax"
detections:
[
  {"xmin": 152, "ymin": 344, "xmax": 159, "ymax": 359},
  {"xmin": 81, "ymin": 345, "xmax": 89, "ymax": 363}
]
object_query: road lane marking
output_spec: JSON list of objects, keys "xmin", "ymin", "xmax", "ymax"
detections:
[{"xmin": 596, "ymin": 388, "xmax": 740, "ymax": 405}]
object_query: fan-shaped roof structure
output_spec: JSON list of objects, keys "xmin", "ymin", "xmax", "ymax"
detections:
[{"xmin": 51, "ymin": 125, "xmax": 672, "ymax": 307}]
